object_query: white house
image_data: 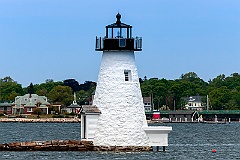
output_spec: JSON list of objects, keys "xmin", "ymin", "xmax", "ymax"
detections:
[
  {"xmin": 13, "ymin": 94, "xmax": 50, "ymax": 115},
  {"xmin": 184, "ymin": 96, "xmax": 204, "ymax": 111},
  {"xmin": 143, "ymin": 97, "xmax": 152, "ymax": 112}
]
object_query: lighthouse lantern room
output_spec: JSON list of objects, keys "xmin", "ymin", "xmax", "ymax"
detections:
[{"xmin": 95, "ymin": 13, "xmax": 142, "ymax": 51}]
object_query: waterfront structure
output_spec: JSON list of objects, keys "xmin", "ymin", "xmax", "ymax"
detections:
[
  {"xmin": 80, "ymin": 105, "xmax": 101, "ymax": 140},
  {"xmin": 199, "ymin": 110, "xmax": 240, "ymax": 121},
  {"xmin": 66, "ymin": 103, "xmax": 81, "ymax": 114},
  {"xmin": 184, "ymin": 96, "xmax": 204, "ymax": 111},
  {"xmin": 0, "ymin": 101, "xmax": 13, "ymax": 114},
  {"xmin": 143, "ymin": 97, "xmax": 152, "ymax": 112},
  {"xmin": 168, "ymin": 110, "xmax": 196, "ymax": 122},
  {"xmin": 13, "ymin": 94, "xmax": 50, "ymax": 115},
  {"xmin": 66, "ymin": 92, "xmax": 81, "ymax": 114},
  {"xmin": 81, "ymin": 13, "xmax": 172, "ymax": 148}
]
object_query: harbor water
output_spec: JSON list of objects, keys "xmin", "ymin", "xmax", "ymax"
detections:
[{"xmin": 0, "ymin": 122, "xmax": 240, "ymax": 160}]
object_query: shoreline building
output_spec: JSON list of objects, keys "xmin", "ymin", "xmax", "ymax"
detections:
[
  {"xmin": 0, "ymin": 100, "xmax": 13, "ymax": 115},
  {"xmin": 13, "ymin": 94, "xmax": 50, "ymax": 115},
  {"xmin": 81, "ymin": 13, "xmax": 171, "ymax": 149},
  {"xmin": 184, "ymin": 96, "xmax": 204, "ymax": 111}
]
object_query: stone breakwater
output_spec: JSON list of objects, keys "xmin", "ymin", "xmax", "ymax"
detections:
[
  {"xmin": 0, "ymin": 118, "xmax": 80, "ymax": 123},
  {"xmin": 0, "ymin": 140, "xmax": 93, "ymax": 151},
  {"xmin": 0, "ymin": 140, "xmax": 152, "ymax": 152}
]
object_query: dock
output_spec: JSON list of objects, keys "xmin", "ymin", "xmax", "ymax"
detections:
[
  {"xmin": 148, "ymin": 119, "xmax": 228, "ymax": 124},
  {"xmin": 201, "ymin": 121, "xmax": 227, "ymax": 124}
]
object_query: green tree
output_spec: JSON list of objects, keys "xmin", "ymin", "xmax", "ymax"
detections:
[
  {"xmin": 64, "ymin": 79, "xmax": 80, "ymax": 93},
  {"xmin": 169, "ymin": 83, "xmax": 183, "ymax": 110},
  {"xmin": 228, "ymin": 89, "xmax": 240, "ymax": 109},
  {"xmin": 76, "ymin": 90, "xmax": 89, "ymax": 105},
  {"xmin": 140, "ymin": 78, "xmax": 172, "ymax": 110},
  {"xmin": 48, "ymin": 85, "xmax": 73, "ymax": 106},
  {"xmin": 224, "ymin": 73, "xmax": 240, "ymax": 90},
  {"xmin": 0, "ymin": 76, "xmax": 23, "ymax": 101},
  {"xmin": 76, "ymin": 82, "xmax": 96, "ymax": 105},
  {"xmin": 36, "ymin": 89, "xmax": 48, "ymax": 96},
  {"xmin": 0, "ymin": 76, "xmax": 14, "ymax": 83},
  {"xmin": 34, "ymin": 80, "xmax": 63, "ymax": 96},
  {"xmin": 208, "ymin": 74, "xmax": 226, "ymax": 88},
  {"xmin": 180, "ymin": 72, "xmax": 199, "ymax": 80},
  {"xmin": 209, "ymin": 86, "xmax": 231, "ymax": 110},
  {"xmin": 28, "ymin": 83, "xmax": 34, "ymax": 94},
  {"xmin": 5, "ymin": 91, "xmax": 19, "ymax": 101}
]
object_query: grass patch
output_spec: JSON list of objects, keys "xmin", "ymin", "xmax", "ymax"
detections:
[{"xmin": 25, "ymin": 114, "xmax": 54, "ymax": 119}]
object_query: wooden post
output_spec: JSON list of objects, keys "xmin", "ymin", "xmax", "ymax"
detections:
[{"xmin": 163, "ymin": 146, "xmax": 166, "ymax": 152}]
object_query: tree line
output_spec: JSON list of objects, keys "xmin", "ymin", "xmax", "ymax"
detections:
[
  {"xmin": 0, "ymin": 72, "xmax": 240, "ymax": 110},
  {"xmin": 140, "ymin": 72, "xmax": 240, "ymax": 110},
  {"xmin": 0, "ymin": 76, "xmax": 96, "ymax": 107}
]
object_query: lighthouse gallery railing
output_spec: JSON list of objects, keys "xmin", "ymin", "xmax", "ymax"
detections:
[{"xmin": 95, "ymin": 37, "xmax": 142, "ymax": 51}]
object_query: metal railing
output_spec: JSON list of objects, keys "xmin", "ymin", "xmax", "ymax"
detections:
[
  {"xmin": 95, "ymin": 36, "xmax": 142, "ymax": 51},
  {"xmin": 95, "ymin": 37, "xmax": 104, "ymax": 50},
  {"xmin": 135, "ymin": 37, "xmax": 142, "ymax": 50}
]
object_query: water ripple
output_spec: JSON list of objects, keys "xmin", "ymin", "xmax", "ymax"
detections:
[{"xmin": 0, "ymin": 122, "xmax": 240, "ymax": 159}]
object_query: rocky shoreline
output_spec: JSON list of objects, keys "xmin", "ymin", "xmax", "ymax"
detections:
[
  {"xmin": 0, "ymin": 140, "xmax": 93, "ymax": 151},
  {"xmin": 0, "ymin": 140, "xmax": 152, "ymax": 152},
  {"xmin": 0, "ymin": 118, "xmax": 80, "ymax": 123}
]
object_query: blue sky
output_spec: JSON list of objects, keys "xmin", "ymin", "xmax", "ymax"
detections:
[{"xmin": 0, "ymin": 0, "xmax": 239, "ymax": 87}]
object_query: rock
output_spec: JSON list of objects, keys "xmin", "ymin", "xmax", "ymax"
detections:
[
  {"xmin": 0, "ymin": 140, "xmax": 152, "ymax": 152},
  {"xmin": 21, "ymin": 142, "xmax": 36, "ymax": 147}
]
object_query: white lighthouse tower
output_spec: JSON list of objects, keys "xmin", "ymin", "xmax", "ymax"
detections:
[
  {"xmin": 80, "ymin": 13, "xmax": 172, "ymax": 150},
  {"xmin": 93, "ymin": 13, "xmax": 148, "ymax": 146}
]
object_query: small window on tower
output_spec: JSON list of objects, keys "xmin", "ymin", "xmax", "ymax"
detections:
[{"xmin": 124, "ymin": 70, "xmax": 131, "ymax": 81}]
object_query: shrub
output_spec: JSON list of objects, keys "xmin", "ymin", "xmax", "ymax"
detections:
[
  {"xmin": 33, "ymin": 108, "xmax": 42, "ymax": 115},
  {"xmin": 65, "ymin": 112, "xmax": 75, "ymax": 116},
  {"xmin": 52, "ymin": 114, "xmax": 64, "ymax": 118}
]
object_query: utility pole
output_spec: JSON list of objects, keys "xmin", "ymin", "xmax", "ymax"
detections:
[
  {"xmin": 174, "ymin": 100, "xmax": 176, "ymax": 111},
  {"xmin": 207, "ymin": 95, "xmax": 209, "ymax": 112},
  {"xmin": 151, "ymin": 93, "xmax": 154, "ymax": 111}
]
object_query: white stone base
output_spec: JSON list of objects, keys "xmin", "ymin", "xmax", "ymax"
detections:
[{"xmin": 143, "ymin": 126, "xmax": 172, "ymax": 146}]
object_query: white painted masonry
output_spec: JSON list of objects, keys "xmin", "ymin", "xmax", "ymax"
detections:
[
  {"xmin": 91, "ymin": 13, "xmax": 172, "ymax": 148},
  {"xmin": 143, "ymin": 126, "xmax": 172, "ymax": 146},
  {"xmin": 93, "ymin": 51, "xmax": 149, "ymax": 146}
]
